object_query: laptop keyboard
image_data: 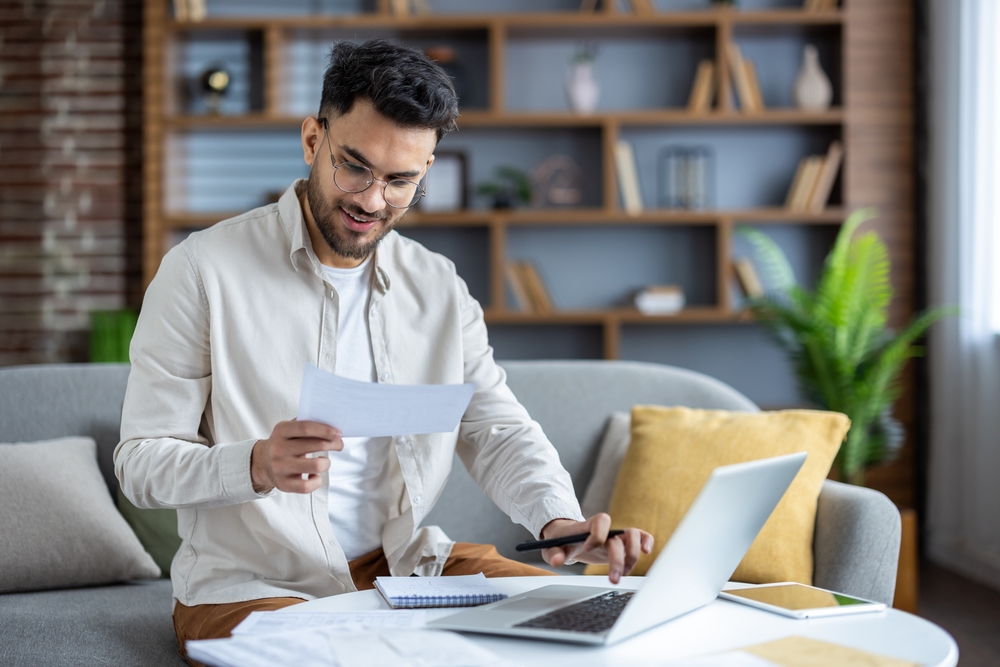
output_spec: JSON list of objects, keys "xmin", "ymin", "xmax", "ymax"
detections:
[{"xmin": 513, "ymin": 591, "xmax": 635, "ymax": 634}]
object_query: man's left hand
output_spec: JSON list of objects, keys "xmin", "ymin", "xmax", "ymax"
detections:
[{"xmin": 540, "ymin": 515, "xmax": 653, "ymax": 584}]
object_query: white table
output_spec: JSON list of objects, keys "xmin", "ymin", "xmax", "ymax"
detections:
[{"xmin": 286, "ymin": 576, "xmax": 959, "ymax": 666}]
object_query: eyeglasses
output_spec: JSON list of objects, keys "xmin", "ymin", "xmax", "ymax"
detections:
[{"xmin": 319, "ymin": 117, "xmax": 426, "ymax": 209}]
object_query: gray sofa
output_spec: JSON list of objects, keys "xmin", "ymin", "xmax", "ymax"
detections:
[{"xmin": 0, "ymin": 360, "xmax": 901, "ymax": 667}]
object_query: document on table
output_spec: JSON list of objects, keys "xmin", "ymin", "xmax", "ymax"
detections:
[
  {"xmin": 667, "ymin": 636, "xmax": 919, "ymax": 667},
  {"xmin": 231, "ymin": 609, "xmax": 440, "ymax": 635},
  {"xmin": 297, "ymin": 364, "xmax": 476, "ymax": 437},
  {"xmin": 186, "ymin": 628, "xmax": 509, "ymax": 667}
]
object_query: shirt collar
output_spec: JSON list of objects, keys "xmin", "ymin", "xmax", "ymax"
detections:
[{"xmin": 279, "ymin": 179, "xmax": 391, "ymax": 294}]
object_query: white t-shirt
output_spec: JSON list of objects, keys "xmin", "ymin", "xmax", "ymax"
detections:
[{"xmin": 322, "ymin": 257, "xmax": 394, "ymax": 561}]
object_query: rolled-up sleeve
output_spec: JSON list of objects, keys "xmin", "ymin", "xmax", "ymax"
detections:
[
  {"xmin": 453, "ymin": 277, "xmax": 584, "ymax": 538},
  {"xmin": 114, "ymin": 243, "xmax": 269, "ymax": 510}
]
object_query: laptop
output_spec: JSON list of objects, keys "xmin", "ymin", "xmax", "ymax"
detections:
[{"xmin": 428, "ymin": 451, "xmax": 807, "ymax": 646}]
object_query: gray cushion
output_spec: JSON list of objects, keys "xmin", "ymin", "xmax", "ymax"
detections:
[
  {"xmin": 813, "ymin": 479, "xmax": 902, "ymax": 605},
  {"xmin": 580, "ymin": 411, "xmax": 631, "ymax": 518},
  {"xmin": 0, "ymin": 437, "xmax": 160, "ymax": 592},
  {"xmin": 0, "ymin": 580, "xmax": 184, "ymax": 667},
  {"xmin": 0, "ymin": 363, "xmax": 131, "ymax": 496}
]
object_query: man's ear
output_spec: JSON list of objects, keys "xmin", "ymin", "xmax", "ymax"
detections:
[{"xmin": 301, "ymin": 117, "xmax": 324, "ymax": 167}]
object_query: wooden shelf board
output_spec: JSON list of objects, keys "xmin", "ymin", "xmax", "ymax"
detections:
[
  {"xmin": 164, "ymin": 207, "xmax": 847, "ymax": 230},
  {"xmin": 167, "ymin": 10, "xmax": 842, "ymax": 32},
  {"xmin": 165, "ymin": 109, "xmax": 844, "ymax": 130},
  {"xmin": 484, "ymin": 307, "xmax": 750, "ymax": 325}
]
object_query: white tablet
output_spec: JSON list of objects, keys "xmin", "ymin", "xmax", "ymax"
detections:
[{"xmin": 718, "ymin": 582, "xmax": 886, "ymax": 619}]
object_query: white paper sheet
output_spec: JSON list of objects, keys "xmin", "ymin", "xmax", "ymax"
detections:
[
  {"xmin": 231, "ymin": 610, "xmax": 431, "ymax": 635},
  {"xmin": 187, "ymin": 628, "xmax": 507, "ymax": 667},
  {"xmin": 187, "ymin": 629, "xmax": 336, "ymax": 667},
  {"xmin": 297, "ymin": 364, "xmax": 476, "ymax": 437},
  {"xmin": 330, "ymin": 629, "xmax": 508, "ymax": 667}
]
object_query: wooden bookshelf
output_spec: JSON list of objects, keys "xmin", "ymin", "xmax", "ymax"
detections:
[{"xmin": 143, "ymin": 0, "xmax": 918, "ymax": 506}]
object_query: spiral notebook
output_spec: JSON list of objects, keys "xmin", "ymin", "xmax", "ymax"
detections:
[{"xmin": 375, "ymin": 573, "xmax": 508, "ymax": 609}]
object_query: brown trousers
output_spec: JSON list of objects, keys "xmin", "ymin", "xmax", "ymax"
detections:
[{"xmin": 173, "ymin": 543, "xmax": 552, "ymax": 667}]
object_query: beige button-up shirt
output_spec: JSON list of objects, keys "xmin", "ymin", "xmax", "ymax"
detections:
[{"xmin": 115, "ymin": 181, "xmax": 583, "ymax": 606}]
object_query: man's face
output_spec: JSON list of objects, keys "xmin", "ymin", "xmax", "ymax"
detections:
[{"xmin": 301, "ymin": 99, "xmax": 437, "ymax": 266}]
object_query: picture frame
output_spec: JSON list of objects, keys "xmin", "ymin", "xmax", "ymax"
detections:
[{"xmin": 420, "ymin": 150, "xmax": 468, "ymax": 212}]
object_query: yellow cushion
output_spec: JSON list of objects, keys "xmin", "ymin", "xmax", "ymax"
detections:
[{"xmin": 584, "ymin": 406, "xmax": 849, "ymax": 584}]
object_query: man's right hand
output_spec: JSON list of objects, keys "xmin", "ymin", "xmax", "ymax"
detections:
[{"xmin": 250, "ymin": 420, "xmax": 343, "ymax": 494}]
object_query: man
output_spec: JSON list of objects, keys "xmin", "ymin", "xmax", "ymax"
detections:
[{"xmin": 115, "ymin": 39, "xmax": 652, "ymax": 661}]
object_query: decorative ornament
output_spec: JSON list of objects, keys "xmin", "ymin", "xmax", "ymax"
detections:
[
  {"xmin": 533, "ymin": 155, "xmax": 584, "ymax": 207},
  {"xmin": 200, "ymin": 66, "xmax": 230, "ymax": 115},
  {"xmin": 793, "ymin": 45, "xmax": 833, "ymax": 111},
  {"xmin": 565, "ymin": 45, "xmax": 600, "ymax": 114}
]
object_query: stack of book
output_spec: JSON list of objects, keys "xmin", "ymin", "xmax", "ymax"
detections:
[
  {"xmin": 506, "ymin": 262, "xmax": 553, "ymax": 314},
  {"xmin": 726, "ymin": 42, "xmax": 765, "ymax": 113},
  {"xmin": 687, "ymin": 60, "xmax": 716, "ymax": 113},
  {"xmin": 785, "ymin": 141, "xmax": 843, "ymax": 213},
  {"xmin": 634, "ymin": 286, "xmax": 685, "ymax": 315}
]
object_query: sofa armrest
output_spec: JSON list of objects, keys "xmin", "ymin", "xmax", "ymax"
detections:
[{"xmin": 812, "ymin": 479, "xmax": 901, "ymax": 606}]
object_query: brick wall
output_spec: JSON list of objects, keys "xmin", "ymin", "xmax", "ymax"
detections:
[{"xmin": 0, "ymin": 0, "xmax": 142, "ymax": 366}]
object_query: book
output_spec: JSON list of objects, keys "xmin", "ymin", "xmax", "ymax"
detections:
[
  {"xmin": 186, "ymin": 0, "xmax": 206, "ymax": 21},
  {"xmin": 634, "ymin": 285, "xmax": 686, "ymax": 315},
  {"xmin": 505, "ymin": 263, "xmax": 533, "ymax": 312},
  {"xmin": 725, "ymin": 41, "xmax": 751, "ymax": 112},
  {"xmin": 614, "ymin": 140, "xmax": 643, "ymax": 215},
  {"xmin": 518, "ymin": 261, "xmax": 553, "ymax": 314},
  {"xmin": 374, "ymin": 573, "xmax": 507, "ymax": 609},
  {"xmin": 806, "ymin": 140, "xmax": 843, "ymax": 212},
  {"xmin": 786, "ymin": 156, "xmax": 823, "ymax": 212},
  {"xmin": 733, "ymin": 258, "xmax": 765, "ymax": 299},
  {"xmin": 171, "ymin": 0, "xmax": 188, "ymax": 21},
  {"xmin": 784, "ymin": 158, "xmax": 809, "ymax": 208},
  {"xmin": 742, "ymin": 60, "xmax": 765, "ymax": 111},
  {"xmin": 687, "ymin": 60, "xmax": 715, "ymax": 113}
]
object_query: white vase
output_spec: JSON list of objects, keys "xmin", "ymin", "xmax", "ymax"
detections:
[
  {"xmin": 793, "ymin": 45, "xmax": 833, "ymax": 110},
  {"xmin": 565, "ymin": 61, "xmax": 600, "ymax": 114}
]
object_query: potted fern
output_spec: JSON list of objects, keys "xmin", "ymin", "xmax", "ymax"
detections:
[{"xmin": 739, "ymin": 208, "xmax": 950, "ymax": 486}]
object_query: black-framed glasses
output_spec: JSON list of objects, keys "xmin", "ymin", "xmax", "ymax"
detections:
[{"xmin": 318, "ymin": 117, "xmax": 426, "ymax": 209}]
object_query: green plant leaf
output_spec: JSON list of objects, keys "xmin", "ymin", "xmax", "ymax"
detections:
[{"xmin": 741, "ymin": 207, "xmax": 957, "ymax": 485}]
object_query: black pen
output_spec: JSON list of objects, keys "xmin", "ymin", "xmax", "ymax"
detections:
[{"xmin": 515, "ymin": 529, "xmax": 625, "ymax": 552}]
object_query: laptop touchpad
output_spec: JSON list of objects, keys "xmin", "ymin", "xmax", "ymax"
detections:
[{"xmin": 494, "ymin": 597, "xmax": 564, "ymax": 614}]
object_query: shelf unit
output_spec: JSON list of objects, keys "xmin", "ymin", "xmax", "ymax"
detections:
[
  {"xmin": 142, "ymin": 0, "xmax": 919, "ymax": 507},
  {"xmin": 143, "ymin": 0, "xmax": 848, "ymax": 363}
]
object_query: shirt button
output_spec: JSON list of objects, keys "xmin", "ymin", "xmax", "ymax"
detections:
[
  {"xmin": 413, "ymin": 495, "xmax": 423, "ymax": 505},
  {"xmin": 380, "ymin": 372, "xmax": 389, "ymax": 381},
  {"xmin": 371, "ymin": 304, "xmax": 378, "ymax": 314}
]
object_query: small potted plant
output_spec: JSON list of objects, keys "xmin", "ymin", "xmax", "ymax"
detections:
[
  {"xmin": 739, "ymin": 208, "xmax": 952, "ymax": 486},
  {"xmin": 476, "ymin": 166, "xmax": 533, "ymax": 210}
]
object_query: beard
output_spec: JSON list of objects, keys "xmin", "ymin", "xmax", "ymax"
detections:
[{"xmin": 306, "ymin": 165, "xmax": 399, "ymax": 261}]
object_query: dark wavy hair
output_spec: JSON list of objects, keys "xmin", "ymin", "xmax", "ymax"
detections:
[{"xmin": 319, "ymin": 39, "xmax": 459, "ymax": 142}]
